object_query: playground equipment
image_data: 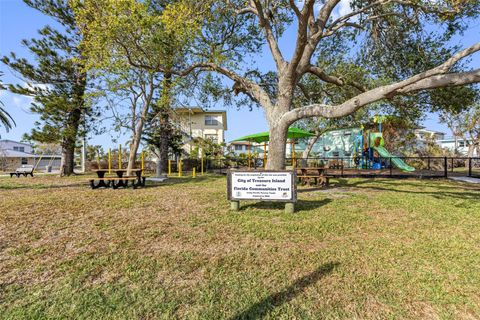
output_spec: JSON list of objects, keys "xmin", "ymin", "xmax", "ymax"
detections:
[
  {"xmin": 232, "ymin": 127, "xmax": 315, "ymax": 168},
  {"xmin": 353, "ymin": 119, "xmax": 415, "ymax": 172}
]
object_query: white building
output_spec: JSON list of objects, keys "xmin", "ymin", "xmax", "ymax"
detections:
[
  {"xmin": 175, "ymin": 107, "xmax": 227, "ymax": 154},
  {"xmin": 227, "ymin": 141, "xmax": 264, "ymax": 156},
  {"xmin": 0, "ymin": 140, "xmax": 61, "ymax": 172},
  {"xmin": 414, "ymin": 128, "xmax": 445, "ymax": 144},
  {"xmin": 437, "ymin": 137, "xmax": 479, "ymax": 157}
]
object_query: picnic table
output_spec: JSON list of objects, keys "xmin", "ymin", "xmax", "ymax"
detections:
[
  {"xmin": 10, "ymin": 165, "xmax": 34, "ymax": 178},
  {"xmin": 90, "ymin": 169, "xmax": 146, "ymax": 189},
  {"xmin": 296, "ymin": 167, "xmax": 331, "ymax": 186}
]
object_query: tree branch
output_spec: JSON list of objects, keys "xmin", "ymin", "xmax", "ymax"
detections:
[
  {"xmin": 252, "ymin": 0, "xmax": 286, "ymax": 70},
  {"xmin": 282, "ymin": 69, "xmax": 480, "ymax": 125},
  {"xmin": 306, "ymin": 65, "xmax": 368, "ymax": 92},
  {"xmin": 178, "ymin": 62, "xmax": 274, "ymax": 109}
]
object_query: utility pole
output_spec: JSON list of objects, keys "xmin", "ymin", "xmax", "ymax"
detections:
[{"xmin": 81, "ymin": 136, "xmax": 86, "ymax": 173}]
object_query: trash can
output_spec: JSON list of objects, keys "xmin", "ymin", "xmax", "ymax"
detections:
[{"xmin": 45, "ymin": 165, "xmax": 52, "ymax": 173}]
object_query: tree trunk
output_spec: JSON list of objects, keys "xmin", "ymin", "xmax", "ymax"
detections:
[
  {"xmin": 59, "ymin": 108, "xmax": 82, "ymax": 176},
  {"xmin": 154, "ymin": 71, "xmax": 173, "ymax": 177},
  {"xmin": 266, "ymin": 122, "xmax": 289, "ymax": 169},
  {"xmin": 301, "ymin": 131, "xmax": 321, "ymax": 166},
  {"xmin": 127, "ymin": 118, "xmax": 146, "ymax": 176},
  {"xmin": 158, "ymin": 121, "xmax": 170, "ymax": 176},
  {"xmin": 468, "ymin": 143, "xmax": 475, "ymax": 157},
  {"xmin": 60, "ymin": 142, "xmax": 76, "ymax": 176}
]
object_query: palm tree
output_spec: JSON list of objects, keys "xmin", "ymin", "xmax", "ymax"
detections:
[{"xmin": 0, "ymin": 71, "xmax": 15, "ymax": 134}]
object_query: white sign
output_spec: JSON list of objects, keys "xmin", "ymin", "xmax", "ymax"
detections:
[{"xmin": 229, "ymin": 171, "xmax": 295, "ymax": 201}]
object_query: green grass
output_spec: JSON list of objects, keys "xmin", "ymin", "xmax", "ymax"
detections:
[{"xmin": 1, "ymin": 174, "xmax": 479, "ymax": 319}]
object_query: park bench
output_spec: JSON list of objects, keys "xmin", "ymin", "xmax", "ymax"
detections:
[
  {"xmin": 89, "ymin": 177, "xmax": 145, "ymax": 189},
  {"xmin": 89, "ymin": 170, "xmax": 147, "ymax": 189},
  {"xmin": 296, "ymin": 167, "xmax": 332, "ymax": 187},
  {"xmin": 10, "ymin": 165, "xmax": 34, "ymax": 178},
  {"xmin": 297, "ymin": 174, "xmax": 332, "ymax": 186}
]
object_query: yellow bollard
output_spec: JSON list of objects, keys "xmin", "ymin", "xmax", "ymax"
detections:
[
  {"xmin": 118, "ymin": 145, "xmax": 122, "ymax": 169},
  {"xmin": 168, "ymin": 159, "xmax": 171, "ymax": 175},
  {"xmin": 178, "ymin": 159, "xmax": 183, "ymax": 177},
  {"xmin": 193, "ymin": 167, "xmax": 196, "ymax": 178},
  {"xmin": 263, "ymin": 142, "xmax": 267, "ymax": 169},
  {"xmin": 292, "ymin": 140, "xmax": 296, "ymax": 168},
  {"xmin": 108, "ymin": 148, "xmax": 112, "ymax": 174},
  {"xmin": 248, "ymin": 143, "xmax": 251, "ymax": 169},
  {"xmin": 201, "ymin": 153, "xmax": 204, "ymax": 175},
  {"xmin": 141, "ymin": 150, "xmax": 145, "ymax": 171}
]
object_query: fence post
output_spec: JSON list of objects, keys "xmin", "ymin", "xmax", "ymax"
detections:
[
  {"xmin": 341, "ymin": 158, "xmax": 344, "ymax": 177},
  {"xmin": 444, "ymin": 157, "xmax": 448, "ymax": 178},
  {"xmin": 427, "ymin": 157, "xmax": 431, "ymax": 171},
  {"xmin": 390, "ymin": 157, "xmax": 393, "ymax": 177},
  {"xmin": 468, "ymin": 158, "xmax": 472, "ymax": 177},
  {"xmin": 451, "ymin": 157, "xmax": 454, "ymax": 172}
]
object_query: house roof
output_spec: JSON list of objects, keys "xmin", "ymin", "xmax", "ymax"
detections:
[
  {"xmin": 0, "ymin": 139, "xmax": 33, "ymax": 147},
  {"xmin": 1, "ymin": 149, "xmax": 61, "ymax": 158},
  {"xmin": 228, "ymin": 141, "xmax": 254, "ymax": 146},
  {"xmin": 2, "ymin": 150, "xmax": 37, "ymax": 158},
  {"xmin": 414, "ymin": 128, "xmax": 445, "ymax": 135}
]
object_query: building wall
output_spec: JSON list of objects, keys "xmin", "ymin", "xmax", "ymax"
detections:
[
  {"xmin": 228, "ymin": 144, "xmax": 263, "ymax": 156},
  {"xmin": 178, "ymin": 112, "xmax": 226, "ymax": 155},
  {"xmin": 438, "ymin": 139, "xmax": 479, "ymax": 156},
  {"xmin": 296, "ymin": 128, "xmax": 362, "ymax": 158},
  {"xmin": 0, "ymin": 140, "xmax": 33, "ymax": 154},
  {"xmin": 0, "ymin": 157, "xmax": 35, "ymax": 172}
]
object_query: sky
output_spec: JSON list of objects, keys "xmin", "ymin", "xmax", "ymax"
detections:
[{"xmin": 0, "ymin": 0, "xmax": 479, "ymax": 149}]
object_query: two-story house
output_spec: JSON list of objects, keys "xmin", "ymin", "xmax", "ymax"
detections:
[
  {"xmin": 175, "ymin": 107, "xmax": 227, "ymax": 155},
  {"xmin": 0, "ymin": 139, "xmax": 62, "ymax": 172}
]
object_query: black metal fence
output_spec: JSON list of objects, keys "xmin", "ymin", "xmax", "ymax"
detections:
[{"xmin": 175, "ymin": 156, "xmax": 480, "ymax": 179}]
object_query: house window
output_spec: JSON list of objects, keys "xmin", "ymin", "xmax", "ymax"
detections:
[
  {"xmin": 234, "ymin": 145, "xmax": 243, "ymax": 151},
  {"xmin": 13, "ymin": 146, "xmax": 25, "ymax": 152},
  {"xmin": 344, "ymin": 132, "xmax": 351, "ymax": 136},
  {"xmin": 205, "ymin": 134, "xmax": 218, "ymax": 143},
  {"xmin": 332, "ymin": 151, "xmax": 339, "ymax": 157},
  {"xmin": 344, "ymin": 152, "xmax": 351, "ymax": 157},
  {"xmin": 459, "ymin": 141, "xmax": 465, "ymax": 147},
  {"xmin": 204, "ymin": 115, "xmax": 218, "ymax": 126},
  {"xmin": 21, "ymin": 157, "xmax": 28, "ymax": 165}
]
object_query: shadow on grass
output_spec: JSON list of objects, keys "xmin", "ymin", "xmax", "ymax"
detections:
[
  {"xmin": 230, "ymin": 262, "xmax": 339, "ymax": 320},
  {"xmin": 0, "ymin": 174, "xmax": 225, "ymax": 191},
  {"xmin": 240, "ymin": 198, "xmax": 332, "ymax": 212},
  {"xmin": 143, "ymin": 175, "xmax": 225, "ymax": 188},
  {"xmin": 336, "ymin": 178, "xmax": 480, "ymax": 200}
]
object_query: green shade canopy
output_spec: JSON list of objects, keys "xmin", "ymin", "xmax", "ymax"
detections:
[{"xmin": 232, "ymin": 127, "xmax": 315, "ymax": 144}]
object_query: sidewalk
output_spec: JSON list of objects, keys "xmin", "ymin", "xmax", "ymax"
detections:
[{"xmin": 449, "ymin": 176, "xmax": 480, "ymax": 184}]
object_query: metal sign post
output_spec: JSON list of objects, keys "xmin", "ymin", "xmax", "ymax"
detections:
[{"xmin": 227, "ymin": 170, "xmax": 297, "ymax": 213}]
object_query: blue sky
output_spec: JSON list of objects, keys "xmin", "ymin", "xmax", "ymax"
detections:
[{"xmin": 0, "ymin": 0, "xmax": 479, "ymax": 149}]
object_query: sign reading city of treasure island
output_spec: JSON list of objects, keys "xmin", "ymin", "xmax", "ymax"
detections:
[{"xmin": 227, "ymin": 170, "xmax": 297, "ymax": 202}]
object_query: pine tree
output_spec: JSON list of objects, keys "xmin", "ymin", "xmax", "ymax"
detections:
[
  {"xmin": 1, "ymin": 0, "xmax": 89, "ymax": 175},
  {"xmin": 0, "ymin": 72, "xmax": 15, "ymax": 135}
]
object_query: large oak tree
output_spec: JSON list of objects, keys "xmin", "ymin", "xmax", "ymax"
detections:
[{"xmin": 133, "ymin": 0, "xmax": 480, "ymax": 169}]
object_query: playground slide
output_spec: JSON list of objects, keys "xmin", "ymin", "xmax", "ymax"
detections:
[{"xmin": 373, "ymin": 146, "xmax": 415, "ymax": 172}]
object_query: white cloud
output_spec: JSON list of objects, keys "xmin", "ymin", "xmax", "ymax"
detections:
[
  {"xmin": 12, "ymin": 95, "xmax": 33, "ymax": 113},
  {"xmin": 330, "ymin": 0, "xmax": 354, "ymax": 21}
]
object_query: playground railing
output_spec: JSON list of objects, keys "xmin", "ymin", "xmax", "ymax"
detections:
[{"xmin": 196, "ymin": 156, "xmax": 480, "ymax": 179}]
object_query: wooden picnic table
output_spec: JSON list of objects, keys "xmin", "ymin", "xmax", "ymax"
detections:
[
  {"xmin": 295, "ymin": 167, "xmax": 330, "ymax": 186},
  {"xmin": 91, "ymin": 169, "xmax": 145, "ymax": 189}
]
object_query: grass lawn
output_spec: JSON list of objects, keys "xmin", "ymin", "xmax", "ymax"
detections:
[{"xmin": 1, "ymin": 174, "xmax": 479, "ymax": 319}]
